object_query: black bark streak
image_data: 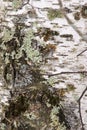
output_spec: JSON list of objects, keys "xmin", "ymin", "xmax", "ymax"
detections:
[
  {"xmin": 3, "ymin": 63, "xmax": 10, "ymax": 84},
  {"xmin": 11, "ymin": 59, "xmax": 16, "ymax": 87},
  {"xmin": 3, "ymin": 59, "xmax": 16, "ymax": 87}
]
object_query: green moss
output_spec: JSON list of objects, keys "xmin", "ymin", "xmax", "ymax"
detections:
[
  {"xmin": 12, "ymin": 0, "xmax": 22, "ymax": 10},
  {"xmin": 67, "ymin": 83, "xmax": 76, "ymax": 91},
  {"xmin": 47, "ymin": 9, "xmax": 63, "ymax": 20}
]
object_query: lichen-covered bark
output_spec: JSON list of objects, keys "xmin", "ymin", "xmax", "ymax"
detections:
[{"xmin": 1, "ymin": 82, "xmax": 70, "ymax": 130}]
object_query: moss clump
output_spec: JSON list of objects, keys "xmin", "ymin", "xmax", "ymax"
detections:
[
  {"xmin": 12, "ymin": 0, "xmax": 23, "ymax": 10},
  {"xmin": 1, "ymin": 83, "xmax": 70, "ymax": 130},
  {"xmin": 47, "ymin": 9, "xmax": 63, "ymax": 20},
  {"xmin": 50, "ymin": 106, "xmax": 66, "ymax": 130},
  {"xmin": 81, "ymin": 4, "xmax": 87, "ymax": 18}
]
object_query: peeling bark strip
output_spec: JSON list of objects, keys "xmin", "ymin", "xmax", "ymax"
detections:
[{"xmin": 47, "ymin": 71, "xmax": 87, "ymax": 77}]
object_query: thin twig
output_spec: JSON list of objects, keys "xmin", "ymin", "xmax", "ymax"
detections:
[
  {"xmin": 78, "ymin": 87, "xmax": 87, "ymax": 102},
  {"xmin": 77, "ymin": 48, "xmax": 87, "ymax": 57},
  {"xmin": 78, "ymin": 87, "xmax": 87, "ymax": 130},
  {"xmin": 4, "ymin": 117, "xmax": 12, "ymax": 124},
  {"xmin": 47, "ymin": 71, "xmax": 87, "ymax": 77},
  {"xmin": 78, "ymin": 100, "xmax": 85, "ymax": 130}
]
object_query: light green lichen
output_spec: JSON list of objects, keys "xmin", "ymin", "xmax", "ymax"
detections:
[
  {"xmin": 47, "ymin": 77, "xmax": 57, "ymax": 86},
  {"xmin": 2, "ymin": 28, "xmax": 14, "ymax": 42},
  {"xmin": 0, "ymin": 123, "xmax": 6, "ymax": 130},
  {"xmin": 17, "ymin": 29, "xmax": 42, "ymax": 64},
  {"xmin": 24, "ymin": 112, "xmax": 37, "ymax": 120}
]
